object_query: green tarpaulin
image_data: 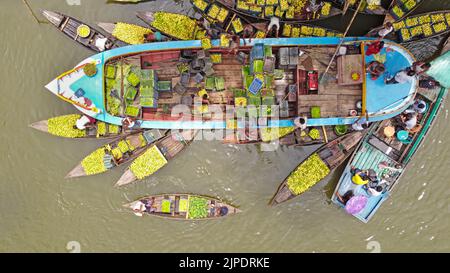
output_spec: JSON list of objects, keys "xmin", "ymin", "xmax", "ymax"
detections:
[{"xmin": 428, "ymin": 50, "xmax": 450, "ymax": 88}]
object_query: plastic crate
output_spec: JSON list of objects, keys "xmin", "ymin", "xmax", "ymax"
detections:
[
  {"xmin": 250, "ymin": 43, "xmax": 265, "ymax": 60},
  {"xmin": 311, "ymin": 106, "xmax": 321, "ymax": 118},
  {"xmin": 157, "ymin": 81, "xmax": 172, "ymax": 92},
  {"xmin": 215, "ymin": 77, "xmax": 225, "ymax": 91},
  {"xmin": 264, "ymin": 45, "xmax": 273, "ymax": 57},
  {"xmin": 205, "ymin": 77, "xmax": 215, "ymax": 90},
  {"xmin": 248, "ymin": 77, "xmax": 263, "ymax": 94}
]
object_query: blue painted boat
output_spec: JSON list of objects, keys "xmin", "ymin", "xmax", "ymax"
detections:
[
  {"xmin": 331, "ymin": 87, "xmax": 447, "ymax": 223},
  {"xmin": 45, "ymin": 37, "xmax": 417, "ymax": 130}
]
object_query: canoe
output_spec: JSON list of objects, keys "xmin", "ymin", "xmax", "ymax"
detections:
[
  {"xmin": 331, "ymin": 86, "xmax": 448, "ymax": 223},
  {"xmin": 124, "ymin": 193, "xmax": 241, "ymax": 220},
  {"xmin": 203, "ymin": 0, "xmax": 343, "ymax": 23},
  {"xmin": 224, "ymin": 124, "xmax": 354, "ymax": 146},
  {"xmin": 66, "ymin": 129, "xmax": 167, "ymax": 178},
  {"xmin": 190, "ymin": 0, "xmax": 343, "ymax": 38},
  {"xmin": 115, "ymin": 130, "xmax": 197, "ymax": 187},
  {"xmin": 97, "ymin": 22, "xmax": 155, "ymax": 45},
  {"xmin": 45, "ymin": 37, "xmax": 417, "ymax": 130},
  {"xmin": 367, "ymin": 10, "xmax": 450, "ymax": 44},
  {"xmin": 29, "ymin": 114, "xmax": 127, "ymax": 139},
  {"xmin": 269, "ymin": 130, "xmax": 366, "ymax": 206},
  {"xmin": 331, "ymin": 0, "xmax": 387, "ymax": 16},
  {"xmin": 136, "ymin": 11, "xmax": 207, "ymax": 41},
  {"xmin": 42, "ymin": 10, "xmax": 124, "ymax": 53}
]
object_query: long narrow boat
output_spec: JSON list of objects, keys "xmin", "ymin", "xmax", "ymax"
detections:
[
  {"xmin": 367, "ymin": 11, "xmax": 450, "ymax": 44},
  {"xmin": 331, "ymin": 86, "xmax": 447, "ymax": 223},
  {"xmin": 66, "ymin": 129, "xmax": 167, "ymax": 178},
  {"xmin": 97, "ymin": 22, "xmax": 155, "ymax": 45},
  {"xmin": 202, "ymin": 0, "xmax": 343, "ymax": 22},
  {"xmin": 124, "ymin": 193, "xmax": 240, "ymax": 220},
  {"xmin": 45, "ymin": 37, "xmax": 417, "ymax": 130},
  {"xmin": 270, "ymin": 130, "xmax": 366, "ymax": 206},
  {"xmin": 115, "ymin": 130, "xmax": 197, "ymax": 187},
  {"xmin": 224, "ymin": 124, "xmax": 354, "ymax": 146},
  {"xmin": 42, "ymin": 10, "xmax": 124, "ymax": 52},
  {"xmin": 29, "ymin": 114, "xmax": 127, "ymax": 139},
  {"xmin": 188, "ymin": 0, "xmax": 343, "ymax": 38},
  {"xmin": 331, "ymin": 0, "xmax": 388, "ymax": 16}
]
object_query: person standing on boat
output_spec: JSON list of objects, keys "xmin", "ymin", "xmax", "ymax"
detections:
[
  {"xmin": 405, "ymin": 99, "xmax": 427, "ymax": 114},
  {"xmin": 266, "ymin": 17, "xmax": 280, "ymax": 38},
  {"xmin": 74, "ymin": 115, "xmax": 96, "ymax": 130},
  {"xmin": 377, "ymin": 22, "xmax": 394, "ymax": 39},
  {"xmin": 352, "ymin": 118, "xmax": 370, "ymax": 131},
  {"xmin": 400, "ymin": 112, "xmax": 418, "ymax": 131},
  {"xmin": 94, "ymin": 37, "xmax": 112, "ymax": 52},
  {"xmin": 385, "ymin": 69, "xmax": 416, "ymax": 84},
  {"xmin": 365, "ymin": 40, "xmax": 384, "ymax": 56},
  {"xmin": 122, "ymin": 117, "xmax": 141, "ymax": 130}
]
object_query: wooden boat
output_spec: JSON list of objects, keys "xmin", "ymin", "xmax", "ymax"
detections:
[
  {"xmin": 124, "ymin": 193, "xmax": 241, "ymax": 220},
  {"xmin": 45, "ymin": 37, "xmax": 418, "ymax": 130},
  {"xmin": 269, "ymin": 130, "xmax": 365, "ymax": 206},
  {"xmin": 115, "ymin": 130, "xmax": 197, "ymax": 187},
  {"xmin": 202, "ymin": 0, "xmax": 343, "ymax": 22},
  {"xmin": 189, "ymin": 0, "xmax": 343, "ymax": 38},
  {"xmin": 42, "ymin": 10, "xmax": 124, "ymax": 53},
  {"xmin": 97, "ymin": 22, "xmax": 156, "ymax": 45},
  {"xmin": 29, "ymin": 114, "xmax": 128, "ymax": 139},
  {"xmin": 224, "ymin": 124, "xmax": 355, "ymax": 146},
  {"xmin": 441, "ymin": 34, "xmax": 450, "ymax": 54},
  {"xmin": 66, "ymin": 129, "xmax": 167, "ymax": 178},
  {"xmin": 331, "ymin": 86, "xmax": 447, "ymax": 223},
  {"xmin": 331, "ymin": 0, "xmax": 387, "ymax": 16},
  {"xmin": 367, "ymin": 10, "xmax": 450, "ymax": 44}
]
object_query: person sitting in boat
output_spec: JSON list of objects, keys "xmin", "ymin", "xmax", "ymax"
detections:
[
  {"xmin": 131, "ymin": 201, "xmax": 146, "ymax": 217},
  {"xmin": 419, "ymin": 77, "xmax": 440, "ymax": 89},
  {"xmin": 410, "ymin": 62, "xmax": 431, "ymax": 75},
  {"xmin": 377, "ymin": 22, "xmax": 394, "ymax": 39},
  {"xmin": 366, "ymin": 61, "xmax": 385, "ymax": 80},
  {"xmin": 265, "ymin": 17, "xmax": 280, "ymax": 38},
  {"xmin": 143, "ymin": 31, "xmax": 166, "ymax": 43},
  {"xmin": 306, "ymin": 0, "xmax": 324, "ymax": 20},
  {"xmin": 400, "ymin": 112, "xmax": 418, "ymax": 131},
  {"xmin": 218, "ymin": 206, "xmax": 228, "ymax": 217},
  {"xmin": 122, "ymin": 117, "xmax": 139, "ymax": 130},
  {"xmin": 242, "ymin": 25, "xmax": 254, "ymax": 45},
  {"xmin": 350, "ymin": 167, "xmax": 369, "ymax": 185},
  {"xmin": 335, "ymin": 190, "xmax": 354, "ymax": 205},
  {"xmin": 198, "ymin": 18, "xmax": 220, "ymax": 39},
  {"xmin": 352, "ymin": 116, "xmax": 370, "ymax": 131},
  {"xmin": 385, "ymin": 69, "xmax": 416, "ymax": 85},
  {"xmin": 365, "ymin": 40, "xmax": 384, "ymax": 56},
  {"xmin": 405, "ymin": 99, "xmax": 427, "ymax": 114},
  {"xmin": 94, "ymin": 37, "xmax": 112, "ymax": 52},
  {"xmin": 74, "ymin": 115, "xmax": 96, "ymax": 130}
]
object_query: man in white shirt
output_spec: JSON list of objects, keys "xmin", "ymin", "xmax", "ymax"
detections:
[
  {"xmin": 402, "ymin": 113, "xmax": 418, "ymax": 130},
  {"xmin": 385, "ymin": 69, "xmax": 416, "ymax": 84},
  {"xmin": 75, "ymin": 115, "xmax": 95, "ymax": 130},
  {"xmin": 377, "ymin": 22, "xmax": 394, "ymax": 38},
  {"xmin": 266, "ymin": 17, "xmax": 280, "ymax": 38}
]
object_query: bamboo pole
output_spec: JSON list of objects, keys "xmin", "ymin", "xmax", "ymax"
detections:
[
  {"xmin": 320, "ymin": 0, "xmax": 364, "ymax": 83},
  {"xmin": 22, "ymin": 0, "xmax": 48, "ymax": 24}
]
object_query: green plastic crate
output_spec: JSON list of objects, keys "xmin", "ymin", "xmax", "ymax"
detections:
[
  {"xmin": 125, "ymin": 105, "xmax": 140, "ymax": 117},
  {"xmin": 106, "ymin": 65, "xmax": 116, "ymax": 79},
  {"xmin": 215, "ymin": 77, "xmax": 225, "ymax": 91},
  {"xmin": 157, "ymin": 81, "xmax": 171, "ymax": 91},
  {"xmin": 233, "ymin": 88, "xmax": 247, "ymax": 98},
  {"xmin": 245, "ymin": 75, "xmax": 254, "ymax": 89},
  {"xmin": 127, "ymin": 72, "xmax": 140, "ymax": 87},
  {"xmin": 140, "ymin": 85, "xmax": 154, "ymax": 97},
  {"xmin": 262, "ymin": 96, "xmax": 275, "ymax": 105},
  {"xmin": 140, "ymin": 97, "xmax": 155, "ymax": 108},
  {"xmin": 264, "ymin": 45, "xmax": 272, "ymax": 57},
  {"xmin": 265, "ymin": 75, "xmax": 274, "ymax": 87},
  {"xmin": 205, "ymin": 77, "xmax": 215, "ymax": 90},
  {"xmin": 311, "ymin": 106, "xmax": 321, "ymax": 118},
  {"xmin": 253, "ymin": 60, "xmax": 264, "ymax": 73},
  {"xmin": 125, "ymin": 86, "xmax": 138, "ymax": 101}
]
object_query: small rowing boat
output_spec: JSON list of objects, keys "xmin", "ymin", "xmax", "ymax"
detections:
[
  {"xmin": 124, "ymin": 193, "xmax": 241, "ymax": 220},
  {"xmin": 190, "ymin": 0, "xmax": 343, "ymax": 38},
  {"xmin": 200, "ymin": 0, "xmax": 342, "ymax": 22},
  {"xmin": 66, "ymin": 129, "xmax": 167, "ymax": 178},
  {"xmin": 367, "ymin": 10, "xmax": 450, "ymax": 44},
  {"xmin": 269, "ymin": 130, "xmax": 366, "ymax": 206},
  {"xmin": 115, "ymin": 130, "xmax": 197, "ymax": 187},
  {"xmin": 331, "ymin": 85, "xmax": 447, "ymax": 223},
  {"xmin": 29, "ymin": 114, "xmax": 126, "ymax": 139},
  {"xmin": 42, "ymin": 10, "xmax": 124, "ymax": 53}
]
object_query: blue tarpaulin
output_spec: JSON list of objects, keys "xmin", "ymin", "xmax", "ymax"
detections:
[{"xmin": 428, "ymin": 50, "xmax": 450, "ymax": 88}]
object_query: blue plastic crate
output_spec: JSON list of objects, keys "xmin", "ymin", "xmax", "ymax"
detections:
[
  {"xmin": 250, "ymin": 43, "xmax": 264, "ymax": 60},
  {"xmin": 248, "ymin": 77, "xmax": 263, "ymax": 95}
]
